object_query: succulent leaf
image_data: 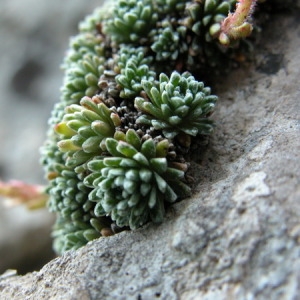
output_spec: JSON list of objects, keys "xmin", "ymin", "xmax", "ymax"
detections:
[
  {"xmin": 104, "ymin": 0, "xmax": 158, "ymax": 44},
  {"xmin": 151, "ymin": 25, "xmax": 186, "ymax": 61},
  {"xmin": 135, "ymin": 71, "xmax": 217, "ymax": 138},
  {"xmin": 47, "ymin": 165, "xmax": 111, "ymax": 255},
  {"xmin": 86, "ymin": 130, "xmax": 190, "ymax": 229},
  {"xmin": 55, "ymin": 97, "xmax": 117, "ymax": 166},
  {"xmin": 116, "ymin": 47, "xmax": 156, "ymax": 99}
]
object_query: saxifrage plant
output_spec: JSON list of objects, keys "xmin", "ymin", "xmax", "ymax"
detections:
[{"xmin": 1, "ymin": 0, "xmax": 290, "ymax": 255}]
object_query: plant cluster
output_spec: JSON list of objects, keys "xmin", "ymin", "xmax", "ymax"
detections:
[{"xmin": 39, "ymin": 0, "xmax": 276, "ymax": 254}]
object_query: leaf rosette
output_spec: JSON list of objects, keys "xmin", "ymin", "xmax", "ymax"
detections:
[
  {"xmin": 84, "ymin": 129, "xmax": 191, "ymax": 229},
  {"xmin": 104, "ymin": 0, "xmax": 158, "ymax": 44},
  {"xmin": 55, "ymin": 96, "xmax": 120, "ymax": 168},
  {"xmin": 115, "ymin": 47, "xmax": 156, "ymax": 99},
  {"xmin": 135, "ymin": 71, "xmax": 218, "ymax": 139}
]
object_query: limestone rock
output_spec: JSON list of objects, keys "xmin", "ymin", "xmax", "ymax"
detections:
[{"xmin": 0, "ymin": 4, "xmax": 299, "ymax": 300}]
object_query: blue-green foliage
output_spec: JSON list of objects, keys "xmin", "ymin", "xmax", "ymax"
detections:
[
  {"xmin": 151, "ymin": 23, "xmax": 187, "ymax": 61},
  {"xmin": 104, "ymin": 0, "xmax": 158, "ymax": 43},
  {"xmin": 61, "ymin": 34, "xmax": 106, "ymax": 105},
  {"xmin": 135, "ymin": 71, "xmax": 217, "ymax": 138},
  {"xmin": 41, "ymin": 0, "xmax": 258, "ymax": 254},
  {"xmin": 84, "ymin": 129, "xmax": 191, "ymax": 229},
  {"xmin": 116, "ymin": 47, "xmax": 156, "ymax": 98}
]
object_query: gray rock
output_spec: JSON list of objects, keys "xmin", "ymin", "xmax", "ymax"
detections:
[
  {"xmin": 0, "ymin": 3, "xmax": 299, "ymax": 300},
  {"xmin": 0, "ymin": 0, "xmax": 103, "ymax": 274},
  {"xmin": 0, "ymin": 0, "xmax": 103, "ymax": 182},
  {"xmin": 0, "ymin": 204, "xmax": 54, "ymax": 274}
]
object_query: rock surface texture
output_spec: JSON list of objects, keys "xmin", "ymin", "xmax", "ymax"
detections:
[{"xmin": 1, "ymin": 4, "xmax": 300, "ymax": 300}]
